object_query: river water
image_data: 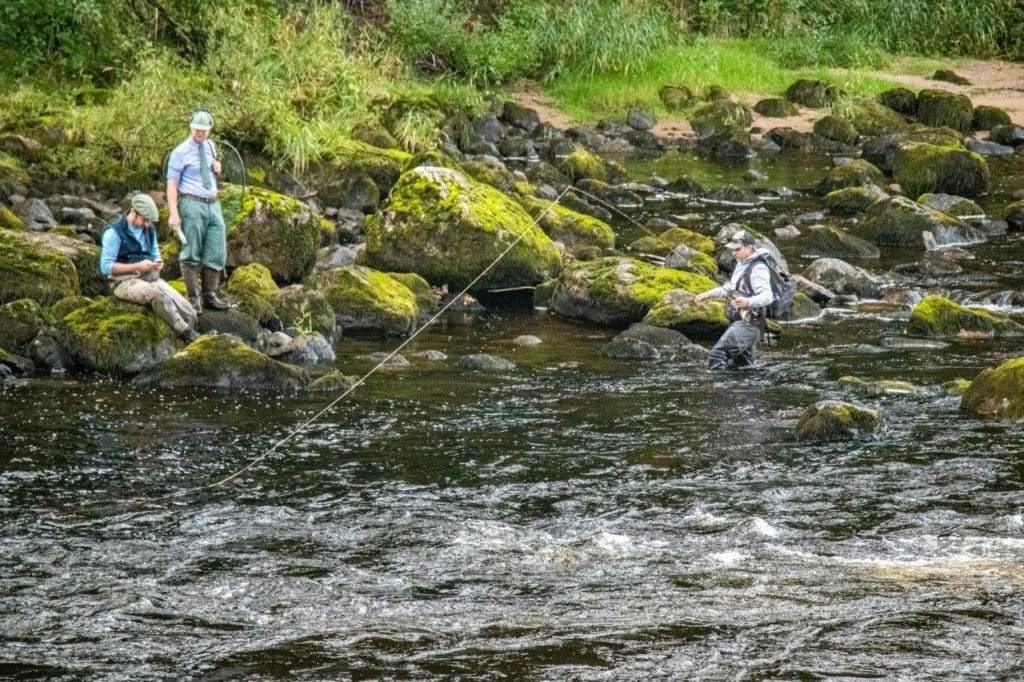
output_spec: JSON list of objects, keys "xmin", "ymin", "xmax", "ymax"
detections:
[{"xmin": 2, "ymin": 150, "xmax": 1024, "ymax": 680}]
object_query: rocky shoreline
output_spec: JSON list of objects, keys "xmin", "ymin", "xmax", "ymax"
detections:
[{"xmin": 3, "ymin": 78, "xmax": 1024, "ymax": 432}]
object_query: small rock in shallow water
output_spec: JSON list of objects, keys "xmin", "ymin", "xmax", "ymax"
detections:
[
  {"xmin": 456, "ymin": 354, "xmax": 516, "ymax": 371},
  {"xmin": 368, "ymin": 352, "xmax": 410, "ymax": 367},
  {"xmin": 513, "ymin": 335, "xmax": 542, "ymax": 346},
  {"xmin": 415, "ymin": 350, "xmax": 447, "ymax": 361}
]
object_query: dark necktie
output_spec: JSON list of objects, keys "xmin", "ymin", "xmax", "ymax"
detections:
[{"xmin": 199, "ymin": 141, "xmax": 212, "ymax": 190}]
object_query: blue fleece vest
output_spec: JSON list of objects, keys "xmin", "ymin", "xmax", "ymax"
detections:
[{"xmin": 103, "ymin": 215, "xmax": 153, "ymax": 264}]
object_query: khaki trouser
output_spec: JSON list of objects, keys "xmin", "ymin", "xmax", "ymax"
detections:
[{"xmin": 111, "ymin": 272, "xmax": 197, "ymax": 335}]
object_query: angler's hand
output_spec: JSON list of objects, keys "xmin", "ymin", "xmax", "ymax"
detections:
[
  {"xmin": 212, "ymin": 159, "xmax": 222, "ymax": 175},
  {"xmin": 731, "ymin": 296, "xmax": 749, "ymax": 309}
]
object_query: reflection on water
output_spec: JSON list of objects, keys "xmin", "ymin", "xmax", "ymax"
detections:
[{"xmin": 3, "ymin": 149, "xmax": 1024, "ymax": 680}]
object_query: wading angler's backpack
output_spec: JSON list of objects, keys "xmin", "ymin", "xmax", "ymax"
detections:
[{"xmin": 741, "ymin": 254, "xmax": 796, "ymax": 319}]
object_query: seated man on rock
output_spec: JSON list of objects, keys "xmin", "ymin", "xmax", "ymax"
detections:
[
  {"xmin": 99, "ymin": 193, "xmax": 200, "ymax": 344},
  {"xmin": 693, "ymin": 229, "xmax": 773, "ymax": 370}
]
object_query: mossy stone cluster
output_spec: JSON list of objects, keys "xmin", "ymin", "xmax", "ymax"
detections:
[
  {"xmin": 226, "ymin": 262, "xmax": 279, "ymax": 322},
  {"xmin": 132, "ymin": 334, "xmax": 309, "ymax": 392},
  {"xmin": 223, "ymin": 184, "xmax": 330, "ymax": 284},
  {"xmin": 813, "ymin": 116, "xmax": 858, "ymax": 145},
  {"xmin": 461, "ymin": 159, "xmax": 517, "ymax": 193},
  {"xmin": 753, "ymin": 98, "xmax": 798, "ymax": 118},
  {"xmin": 795, "ymin": 400, "xmax": 880, "ymax": 442},
  {"xmin": 0, "ymin": 229, "xmax": 80, "ymax": 306},
  {"xmin": 892, "ymin": 142, "xmax": 990, "ymax": 198},
  {"xmin": 658, "ymin": 85, "xmax": 694, "ymax": 112},
  {"xmin": 58, "ymin": 296, "xmax": 180, "ymax": 375},
  {"xmin": 559, "ymin": 149, "xmax": 608, "ymax": 183},
  {"xmin": 825, "ymin": 186, "xmax": 885, "ymax": 217},
  {"xmin": 850, "ymin": 99, "xmax": 908, "ymax": 136},
  {"xmin": 906, "ymin": 295, "xmax": 1024, "ymax": 339},
  {"xmin": 972, "ymin": 105, "xmax": 1011, "ymax": 131},
  {"xmin": 549, "ymin": 256, "xmax": 716, "ymax": 328},
  {"xmin": 961, "ymin": 357, "xmax": 1024, "ymax": 420},
  {"xmin": 19, "ymin": 231, "xmax": 106, "ymax": 297},
  {"xmin": 517, "ymin": 195, "xmax": 615, "ymax": 252},
  {"xmin": 878, "ymin": 88, "xmax": 917, "ymax": 115},
  {"xmin": 916, "ymin": 89, "xmax": 974, "ymax": 133},
  {"xmin": 309, "ymin": 264, "xmax": 420, "ymax": 336},
  {"xmin": 362, "ymin": 166, "xmax": 561, "ymax": 293},
  {"xmin": 317, "ymin": 139, "xmax": 412, "ymax": 196}
]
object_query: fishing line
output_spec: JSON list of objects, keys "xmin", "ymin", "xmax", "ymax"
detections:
[{"xmin": 126, "ymin": 184, "xmax": 573, "ymax": 507}]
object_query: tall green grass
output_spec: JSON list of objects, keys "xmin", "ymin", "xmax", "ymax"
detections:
[{"xmin": 545, "ymin": 38, "xmax": 911, "ymax": 123}]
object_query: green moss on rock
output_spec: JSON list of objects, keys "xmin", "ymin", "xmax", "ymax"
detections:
[
  {"xmin": 850, "ymin": 98, "xmax": 908, "ymax": 136},
  {"xmin": 518, "ymin": 195, "xmax": 615, "ymax": 252},
  {"xmin": 387, "ymin": 271, "xmax": 439, "ymax": 322},
  {"xmin": 961, "ymin": 357, "xmax": 1024, "ymax": 420},
  {"xmin": 222, "ymin": 185, "xmax": 327, "ymax": 284},
  {"xmin": 813, "ymin": 116, "xmax": 858, "ymax": 144},
  {"xmin": 892, "ymin": 142, "xmax": 990, "ymax": 198},
  {"xmin": 274, "ymin": 284, "xmax": 336, "ymax": 341},
  {"xmin": 550, "ymin": 256, "xmax": 716, "ymax": 328},
  {"xmin": 310, "ymin": 369, "xmax": 359, "ymax": 392},
  {"xmin": 856, "ymin": 196, "xmax": 982, "ymax": 247},
  {"xmin": 59, "ymin": 296, "xmax": 180, "ymax": 375},
  {"xmin": 817, "ymin": 160, "xmax": 886, "ymax": 193},
  {"xmin": 49, "ymin": 295, "xmax": 93, "ymax": 321},
  {"xmin": 972, "ymin": 105, "xmax": 1011, "ymax": 131},
  {"xmin": 0, "ymin": 229, "xmax": 80, "ymax": 305},
  {"xmin": 753, "ymin": 98, "xmax": 798, "ymax": 117},
  {"xmin": 0, "ymin": 298, "xmax": 50, "ymax": 354},
  {"xmin": 309, "ymin": 264, "xmax": 419, "ymax": 336},
  {"xmin": 132, "ymin": 334, "xmax": 309, "ymax": 392},
  {"xmin": 786, "ymin": 79, "xmax": 839, "ymax": 108},
  {"xmin": 0, "ymin": 205, "xmax": 25, "ymax": 230},
  {"xmin": 906, "ymin": 294, "xmax": 1024, "ymax": 339},
  {"xmin": 559, "ymin": 149, "xmax": 607, "ymax": 183},
  {"xmin": 916, "ymin": 89, "xmax": 973, "ymax": 133},
  {"xmin": 689, "ymin": 100, "xmax": 753, "ymax": 137},
  {"xmin": 226, "ymin": 263, "xmax": 279, "ymax": 321},
  {"xmin": 826, "ymin": 186, "xmax": 884, "ymax": 217},
  {"xmin": 879, "ymin": 88, "xmax": 917, "ymax": 115},
  {"xmin": 363, "ymin": 166, "xmax": 561, "ymax": 293},
  {"xmin": 795, "ymin": 400, "xmax": 880, "ymax": 442}
]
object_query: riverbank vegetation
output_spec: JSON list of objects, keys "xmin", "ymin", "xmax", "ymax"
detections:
[{"xmin": 1, "ymin": 0, "xmax": 1021, "ymax": 178}]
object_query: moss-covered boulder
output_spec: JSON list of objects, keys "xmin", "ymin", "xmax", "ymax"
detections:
[
  {"xmin": 132, "ymin": 334, "xmax": 308, "ymax": 392},
  {"xmin": 643, "ymin": 288, "xmax": 729, "ymax": 339},
  {"xmin": 58, "ymin": 296, "xmax": 180, "ymax": 375},
  {"xmin": 785, "ymin": 79, "xmax": 839, "ymax": 108},
  {"xmin": 817, "ymin": 160, "xmax": 886, "ymax": 193},
  {"xmin": 689, "ymin": 100, "xmax": 753, "ymax": 138},
  {"xmin": 20, "ymin": 231, "xmax": 105, "ymax": 297},
  {"xmin": 226, "ymin": 263, "xmax": 279, "ymax": 322},
  {"xmin": 917, "ymin": 193, "xmax": 984, "ymax": 218},
  {"xmin": 309, "ymin": 265, "xmax": 419, "ymax": 336},
  {"xmin": 363, "ymin": 166, "xmax": 561, "ymax": 292},
  {"xmin": 855, "ymin": 196, "xmax": 984, "ymax": 248},
  {"xmin": 49, "ymin": 295, "xmax": 93, "ymax": 321},
  {"xmin": 559, "ymin": 148, "xmax": 608, "ymax": 183},
  {"xmin": 892, "ymin": 142, "xmax": 989, "ymax": 197},
  {"xmin": 0, "ymin": 205, "xmax": 25, "ymax": 230},
  {"xmin": 387, "ymin": 271, "xmax": 440, "ymax": 323},
  {"xmin": 663, "ymin": 245, "xmax": 719, "ymax": 279},
  {"xmin": 879, "ymin": 88, "xmax": 917, "ymax": 115},
  {"xmin": 916, "ymin": 89, "xmax": 973, "ymax": 133},
  {"xmin": 628, "ymin": 227, "xmax": 714, "ymax": 257},
  {"xmin": 222, "ymin": 185, "xmax": 330, "ymax": 284},
  {"xmin": 0, "ymin": 298, "xmax": 50, "ymax": 355},
  {"xmin": 549, "ymin": 256, "xmax": 716, "ymax": 328},
  {"xmin": 659, "ymin": 85, "xmax": 694, "ymax": 112},
  {"xmin": 943, "ymin": 378, "xmax": 972, "ymax": 396},
  {"xmin": 972, "ymin": 105, "xmax": 1011, "ymax": 131},
  {"xmin": 906, "ymin": 295, "xmax": 1024, "ymax": 339},
  {"xmin": 779, "ymin": 292, "xmax": 822, "ymax": 321},
  {"xmin": 309, "ymin": 369, "xmax": 359, "ymax": 392},
  {"xmin": 753, "ymin": 98, "xmax": 798, "ymax": 117},
  {"xmin": 461, "ymin": 158, "xmax": 517, "ymax": 193},
  {"xmin": 196, "ymin": 309, "xmax": 262, "ymax": 344},
  {"xmin": 850, "ymin": 98, "xmax": 908, "ymax": 136},
  {"xmin": 961, "ymin": 357, "xmax": 1024, "ymax": 420},
  {"xmin": 825, "ymin": 185, "xmax": 886, "ymax": 217},
  {"xmin": 311, "ymin": 140, "xmax": 411, "ymax": 198},
  {"xmin": 0, "ymin": 229, "xmax": 80, "ymax": 305},
  {"xmin": 517, "ymin": 195, "xmax": 615, "ymax": 252},
  {"xmin": 801, "ymin": 225, "xmax": 880, "ymax": 259},
  {"xmin": 813, "ymin": 116, "xmax": 858, "ymax": 144},
  {"xmin": 274, "ymin": 284, "xmax": 336, "ymax": 341},
  {"xmin": 795, "ymin": 400, "xmax": 880, "ymax": 442}
]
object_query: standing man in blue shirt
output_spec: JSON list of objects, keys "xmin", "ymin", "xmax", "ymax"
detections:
[
  {"xmin": 693, "ymin": 229, "xmax": 774, "ymax": 370},
  {"xmin": 166, "ymin": 109, "xmax": 231, "ymax": 314},
  {"xmin": 99, "ymin": 194, "xmax": 199, "ymax": 344}
]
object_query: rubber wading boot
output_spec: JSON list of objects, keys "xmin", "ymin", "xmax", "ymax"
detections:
[
  {"xmin": 201, "ymin": 267, "xmax": 232, "ymax": 310},
  {"xmin": 181, "ymin": 263, "xmax": 202, "ymax": 314}
]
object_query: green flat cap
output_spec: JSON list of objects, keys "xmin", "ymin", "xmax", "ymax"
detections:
[{"xmin": 131, "ymin": 193, "xmax": 159, "ymax": 222}]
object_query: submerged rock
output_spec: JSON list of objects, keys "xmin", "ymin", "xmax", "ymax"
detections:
[
  {"xmin": 855, "ymin": 196, "xmax": 985, "ymax": 248},
  {"xmin": 133, "ymin": 334, "xmax": 308, "ymax": 391},
  {"xmin": 795, "ymin": 400, "xmax": 880, "ymax": 442},
  {"xmin": 267, "ymin": 332, "xmax": 335, "ymax": 364},
  {"xmin": 906, "ymin": 295, "xmax": 1024, "ymax": 339},
  {"xmin": 800, "ymin": 225, "xmax": 880, "ymax": 260},
  {"xmin": 309, "ymin": 369, "xmax": 359, "ymax": 393},
  {"xmin": 839, "ymin": 376, "xmax": 918, "ymax": 395},
  {"xmin": 456, "ymin": 353, "xmax": 516, "ymax": 372},
  {"xmin": 600, "ymin": 336, "xmax": 660, "ymax": 360},
  {"xmin": 802, "ymin": 258, "xmax": 885, "ymax": 299},
  {"xmin": 961, "ymin": 356, "xmax": 1024, "ymax": 420}
]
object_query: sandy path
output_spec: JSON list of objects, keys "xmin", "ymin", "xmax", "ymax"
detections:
[{"xmin": 512, "ymin": 59, "xmax": 1024, "ymax": 140}]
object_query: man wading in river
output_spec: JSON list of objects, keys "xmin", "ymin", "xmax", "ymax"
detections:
[
  {"xmin": 166, "ymin": 109, "xmax": 231, "ymax": 314},
  {"xmin": 693, "ymin": 230, "xmax": 773, "ymax": 370},
  {"xmin": 99, "ymin": 193, "xmax": 200, "ymax": 344}
]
